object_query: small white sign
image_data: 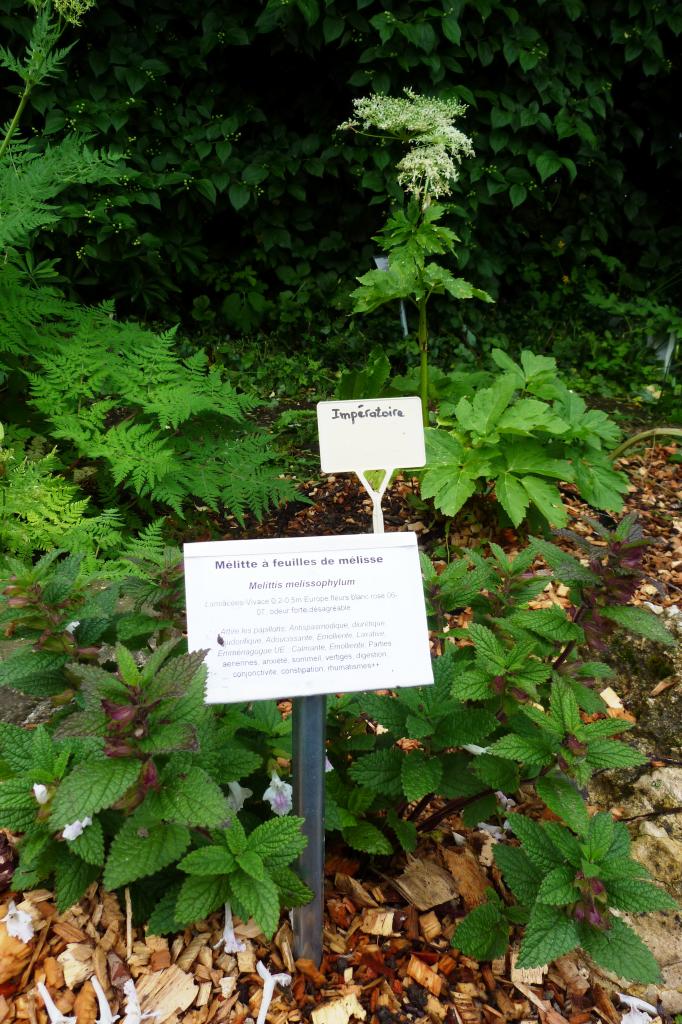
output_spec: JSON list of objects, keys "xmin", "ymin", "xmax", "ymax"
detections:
[
  {"xmin": 184, "ymin": 533, "xmax": 433, "ymax": 703},
  {"xmin": 316, "ymin": 397, "xmax": 425, "ymax": 474}
]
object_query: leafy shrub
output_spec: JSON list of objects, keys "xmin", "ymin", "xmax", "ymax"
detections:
[
  {"xmin": 0, "ymin": 0, "xmax": 678, "ymax": 335},
  {"xmin": 421, "ymin": 348, "xmax": 628, "ymax": 527},
  {"xmin": 0, "ymin": 2, "xmax": 293, "ymax": 537},
  {"xmin": 323, "ymin": 514, "xmax": 675, "ymax": 981}
]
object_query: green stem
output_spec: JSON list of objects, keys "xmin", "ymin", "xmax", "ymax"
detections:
[
  {"xmin": 0, "ymin": 80, "xmax": 34, "ymax": 162},
  {"xmin": 418, "ymin": 298, "xmax": 429, "ymax": 427},
  {"xmin": 610, "ymin": 427, "xmax": 682, "ymax": 461}
]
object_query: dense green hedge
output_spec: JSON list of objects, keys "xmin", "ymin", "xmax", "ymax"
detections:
[{"xmin": 1, "ymin": 0, "xmax": 680, "ymax": 340}]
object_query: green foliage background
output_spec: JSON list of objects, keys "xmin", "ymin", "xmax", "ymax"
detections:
[{"xmin": 1, "ymin": 0, "xmax": 680, "ymax": 340}]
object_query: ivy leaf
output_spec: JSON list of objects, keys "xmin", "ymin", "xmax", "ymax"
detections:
[{"xmin": 104, "ymin": 820, "xmax": 191, "ymax": 889}]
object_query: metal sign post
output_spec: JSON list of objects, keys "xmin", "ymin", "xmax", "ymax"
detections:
[{"xmin": 290, "ymin": 399, "xmax": 427, "ymax": 964}]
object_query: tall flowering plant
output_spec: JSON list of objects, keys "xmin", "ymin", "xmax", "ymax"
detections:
[{"xmin": 340, "ymin": 89, "xmax": 492, "ymax": 425}]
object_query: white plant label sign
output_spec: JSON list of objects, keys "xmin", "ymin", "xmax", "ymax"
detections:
[
  {"xmin": 184, "ymin": 532, "xmax": 433, "ymax": 703},
  {"xmin": 316, "ymin": 397, "xmax": 425, "ymax": 473}
]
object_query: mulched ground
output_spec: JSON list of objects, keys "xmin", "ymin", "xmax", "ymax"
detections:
[{"xmin": 0, "ymin": 444, "xmax": 680, "ymax": 1024}]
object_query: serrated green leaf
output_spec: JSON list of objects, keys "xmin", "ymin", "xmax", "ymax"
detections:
[
  {"xmin": 54, "ymin": 847, "xmax": 100, "ymax": 912},
  {"xmin": 147, "ymin": 885, "xmax": 182, "ymax": 935},
  {"xmin": 50, "ymin": 758, "xmax": 141, "ymax": 828},
  {"xmin": 472, "ymin": 755, "xmax": 520, "ymax": 792},
  {"xmin": 151, "ymin": 767, "xmax": 231, "ymax": 826},
  {"xmin": 586, "ymin": 740, "xmax": 647, "ymax": 771},
  {"xmin": 586, "ymin": 812, "xmax": 614, "ymax": 862},
  {"xmin": 517, "ymin": 903, "xmax": 580, "ymax": 966},
  {"xmin": 494, "ymin": 844, "xmax": 542, "ymax": 903},
  {"xmin": 348, "ymin": 748, "xmax": 403, "ymax": 797},
  {"xmin": 536, "ymin": 865, "xmax": 579, "ymax": 905},
  {"xmin": 175, "ymin": 873, "xmax": 232, "ymax": 926},
  {"xmin": 178, "ymin": 845, "xmax": 236, "ymax": 876},
  {"xmin": 105, "ymin": 820, "xmax": 191, "ymax": 889},
  {"xmin": 605, "ymin": 878, "xmax": 678, "ymax": 913},
  {"xmin": 543, "ymin": 822, "xmax": 583, "ymax": 865},
  {"xmin": 496, "ymin": 472, "xmax": 531, "ymax": 526},
  {"xmin": 248, "ymin": 815, "xmax": 307, "ymax": 865},
  {"xmin": 0, "ymin": 779, "xmax": 38, "ymax": 831},
  {"xmin": 536, "ymin": 776, "xmax": 590, "ymax": 836},
  {"xmin": 488, "ymin": 734, "xmax": 553, "ymax": 767},
  {"xmin": 452, "ymin": 901, "xmax": 509, "ymax": 960},
  {"xmin": 237, "ymin": 849, "xmax": 265, "ymax": 881},
  {"xmin": 386, "ymin": 810, "xmax": 417, "ymax": 852},
  {"xmin": 230, "ymin": 867, "xmax": 280, "ymax": 938},
  {"xmin": 343, "ymin": 821, "xmax": 393, "ymax": 855},
  {"xmin": 269, "ymin": 865, "xmax": 313, "ymax": 907},
  {"xmin": 601, "ymin": 606, "xmax": 674, "ymax": 646},
  {"xmin": 578, "ymin": 916, "xmax": 661, "ymax": 983},
  {"xmin": 509, "ymin": 815, "xmax": 564, "ymax": 871},
  {"xmin": 401, "ymin": 751, "xmax": 442, "ymax": 801},
  {"xmin": 509, "ymin": 607, "xmax": 584, "ymax": 644},
  {"xmin": 68, "ymin": 817, "xmax": 104, "ymax": 865}
]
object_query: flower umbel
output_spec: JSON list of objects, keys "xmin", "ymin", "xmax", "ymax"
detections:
[
  {"xmin": 339, "ymin": 88, "xmax": 473, "ymax": 200},
  {"xmin": 262, "ymin": 772, "xmax": 293, "ymax": 816},
  {"xmin": 1, "ymin": 900, "xmax": 34, "ymax": 943}
]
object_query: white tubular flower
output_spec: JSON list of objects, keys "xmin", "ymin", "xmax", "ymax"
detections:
[
  {"xmin": 37, "ymin": 983, "xmax": 77, "ymax": 1024},
  {"xmin": 1, "ymin": 901, "xmax": 35, "ymax": 943},
  {"xmin": 213, "ymin": 902, "xmax": 246, "ymax": 953},
  {"xmin": 121, "ymin": 978, "xmax": 159, "ymax": 1024},
  {"xmin": 226, "ymin": 781, "xmax": 253, "ymax": 813},
  {"xmin": 62, "ymin": 816, "xmax": 92, "ymax": 841},
  {"xmin": 324, "ymin": 757, "xmax": 334, "ymax": 773},
  {"xmin": 262, "ymin": 772, "xmax": 292, "ymax": 817},
  {"xmin": 255, "ymin": 961, "xmax": 291, "ymax": 1024},
  {"xmin": 33, "ymin": 783, "xmax": 49, "ymax": 804},
  {"xmin": 462, "ymin": 744, "xmax": 488, "ymax": 756},
  {"xmin": 618, "ymin": 995, "xmax": 659, "ymax": 1024},
  {"xmin": 90, "ymin": 976, "xmax": 120, "ymax": 1024}
]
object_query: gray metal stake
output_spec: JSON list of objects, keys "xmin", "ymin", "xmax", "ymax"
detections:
[{"xmin": 292, "ymin": 692, "xmax": 326, "ymax": 964}]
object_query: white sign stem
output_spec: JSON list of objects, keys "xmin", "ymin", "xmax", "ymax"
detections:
[{"xmin": 355, "ymin": 467, "xmax": 395, "ymax": 534}]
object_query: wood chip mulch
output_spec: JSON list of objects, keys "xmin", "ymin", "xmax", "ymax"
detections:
[{"xmin": 1, "ymin": 443, "xmax": 679, "ymax": 1024}]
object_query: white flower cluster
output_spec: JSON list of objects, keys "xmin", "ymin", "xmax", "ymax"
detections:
[
  {"xmin": 339, "ymin": 88, "xmax": 474, "ymax": 199},
  {"xmin": 53, "ymin": 0, "xmax": 96, "ymax": 25}
]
